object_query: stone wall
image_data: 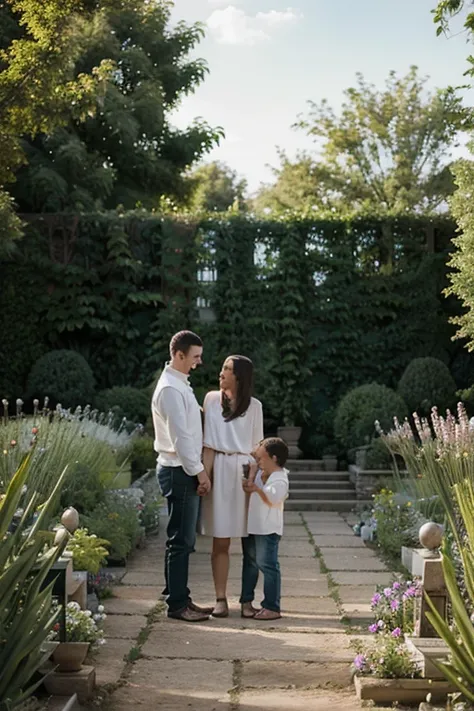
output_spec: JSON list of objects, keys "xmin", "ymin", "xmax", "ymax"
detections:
[{"xmin": 349, "ymin": 465, "xmax": 395, "ymax": 499}]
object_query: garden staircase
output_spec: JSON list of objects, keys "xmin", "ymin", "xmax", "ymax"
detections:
[{"xmin": 286, "ymin": 459, "xmax": 364, "ymax": 512}]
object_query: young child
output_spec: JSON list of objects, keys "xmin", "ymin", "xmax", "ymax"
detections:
[{"xmin": 240, "ymin": 437, "xmax": 289, "ymax": 620}]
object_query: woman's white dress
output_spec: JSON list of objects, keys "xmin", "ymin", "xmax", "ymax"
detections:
[{"xmin": 200, "ymin": 390, "xmax": 264, "ymax": 538}]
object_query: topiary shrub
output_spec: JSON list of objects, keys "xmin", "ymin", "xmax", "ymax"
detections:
[
  {"xmin": 398, "ymin": 357, "xmax": 457, "ymax": 416},
  {"xmin": 334, "ymin": 383, "xmax": 407, "ymax": 453},
  {"xmin": 27, "ymin": 349, "xmax": 95, "ymax": 407},
  {"xmin": 95, "ymin": 386, "xmax": 150, "ymax": 426},
  {"xmin": 130, "ymin": 436, "xmax": 156, "ymax": 481}
]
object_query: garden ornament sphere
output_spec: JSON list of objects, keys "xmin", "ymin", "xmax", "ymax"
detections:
[
  {"xmin": 61, "ymin": 506, "xmax": 79, "ymax": 533},
  {"xmin": 419, "ymin": 521, "xmax": 443, "ymax": 551},
  {"xmin": 54, "ymin": 526, "xmax": 70, "ymax": 547}
]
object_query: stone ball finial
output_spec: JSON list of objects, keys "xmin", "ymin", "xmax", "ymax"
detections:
[
  {"xmin": 419, "ymin": 521, "xmax": 443, "ymax": 551},
  {"xmin": 61, "ymin": 506, "xmax": 79, "ymax": 533}
]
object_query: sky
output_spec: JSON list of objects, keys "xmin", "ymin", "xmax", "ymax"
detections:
[{"xmin": 170, "ymin": 0, "xmax": 474, "ymax": 193}]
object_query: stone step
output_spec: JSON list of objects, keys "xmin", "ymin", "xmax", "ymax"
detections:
[
  {"xmin": 286, "ymin": 499, "xmax": 363, "ymax": 512},
  {"xmin": 289, "ymin": 480, "xmax": 352, "ymax": 490},
  {"xmin": 289, "ymin": 488, "xmax": 356, "ymax": 500},
  {"xmin": 287, "ymin": 459, "xmax": 324, "ymax": 471},
  {"xmin": 289, "ymin": 473, "xmax": 351, "ymax": 485}
]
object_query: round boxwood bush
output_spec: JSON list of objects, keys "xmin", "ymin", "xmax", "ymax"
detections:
[
  {"xmin": 334, "ymin": 383, "xmax": 408, "ymax": 453},
  {"xmin": 95, "ymin": 386, "xmax": 150, "ymax": 425},
  {"xmin": 27, "ymin": 349, "xmax": 95, "ymax": 407},
  {"xmin": 398, "ymin": 357, "xmax": 457, "ymax": 415}
]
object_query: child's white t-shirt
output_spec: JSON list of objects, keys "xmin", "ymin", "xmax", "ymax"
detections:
[{"xmin": 247, "ymin": 468, "xmax": 289, "ymax": 536}]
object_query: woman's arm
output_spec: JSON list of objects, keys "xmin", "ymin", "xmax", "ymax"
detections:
[{"xmin": 202, "ymin": 446, "xmax": 216, "ymax": 481}]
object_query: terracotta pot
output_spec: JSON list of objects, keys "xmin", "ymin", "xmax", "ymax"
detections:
[
  {"xmin": 52, "ymin": 642, "xmax": 90, "ymax": 672},
  {"xmin": 277, "ymin": 426, "xmax": 302, "ymax": 459}
]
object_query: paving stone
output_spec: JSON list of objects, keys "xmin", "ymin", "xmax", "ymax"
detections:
[
  {"xmin": 142, "ymin": 625, "xmax": 353, "ymax": 662},
  {"xmin": 278, "ymin": 540, "xmax": 316, "ymax": 557},
  {"xmin": 103, "ymin": 613, "xmax": 147, "ymax": 639},
  {"xmin": 90, "ymin": 638, "xmax": 130, "ymax": 685},
  {"xmin": 332, "ymin": 571, "xmax": 393, "ymax": 586},
  {"xmin": 281, "ymin": 525, "xmax": 312, "ymax": 539},
  {"xmin": 307, "ymin": 524, "xmax": 353, "ymax": 536},
  {"xmin": 241, "ymin": 660, "xmax": 352, "ymax": 688},
  {"xmin": 321, "ymin": 551, "xmax": 388, "ymax": 572},
  {"xmin": 338, "ymin": 585, "xmax": 378, "ymax": 604},
  {"xmin": 310, "ymin": 535, "xmax": 366, "ymax": 548},
  {"xmin": 238, "ymin": 689, "xmax": 365, "ymax": 710},
  {"xmin": 121, "ymin": 571, "xmax": 162, "ymax": 586},
  {"xmin": 106, "ymin": 658, "xmax": 232, "ymax": 710}
]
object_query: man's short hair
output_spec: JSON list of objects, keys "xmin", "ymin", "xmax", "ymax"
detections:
[
  {"xmin": 262, "ymin": 437, "xmax": 289, "ymax": 467},
  {"xmin": 170, "ymin": 330, "xmax": 203, "ymax": 356}
]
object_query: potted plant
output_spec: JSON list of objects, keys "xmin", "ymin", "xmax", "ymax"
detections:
[
  {"xmin": 67, "ymin": 528, "xmax": 109, "ymax": 575},
  {"xmin": 50, "ymin": 602, "xmax": 106, "ymax": 672}
]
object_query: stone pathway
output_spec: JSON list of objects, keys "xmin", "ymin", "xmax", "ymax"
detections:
[{"xmin": 91, "ymin": 512, "xmax": 398, "ymax": 711}]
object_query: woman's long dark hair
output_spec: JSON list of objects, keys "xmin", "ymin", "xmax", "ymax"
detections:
[{"xmin": 221, "ymin": 355, "xmax": 254, "ymax": 422}]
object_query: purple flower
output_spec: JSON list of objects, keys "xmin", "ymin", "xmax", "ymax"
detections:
[
  {"xmin": 371, "ymin": 593, "xmax": 381, "ymax": 605},
  {"xmin": 390, "ymin": 599, "xmax": 400, "ymax": 611},
  {"xmin": 383, "ymin": 587, "xmax": 392, "ymax": 597},
  {"xmin": 354, "ymin": 654, "xmax": 366, "ymax": 671},
  {"xmin": 392, "ymin": 582, "xmax": 401, "ymax": 590},
  {"xmin": 403, "ymin": 586, "xmax": 417, "ymax": 599},
  {"xmin": 368, "ymin": 623, "xmax": 378, "ymax": 633},
  {"xmin": 391, "ymin": 627, "xmax": 402, "ymax": 638}
]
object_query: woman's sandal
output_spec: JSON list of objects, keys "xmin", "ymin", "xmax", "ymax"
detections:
[
  {"xmin": 241, "ymin": 603, "xmax": 259, "ymax": 619},
  {"xmin": 211, "ymin": 598, "xmax": 229, "ymax": 618},
  {"xmin": 254, "ymin": 608, "xmax": 282, "ymax": 621}
]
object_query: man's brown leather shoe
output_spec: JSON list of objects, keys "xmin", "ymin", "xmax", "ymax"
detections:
[
  {"xmin": 189, "ymin": 601, "xmax": 214, "ymax": 615},
  {"xmin": 168, "ymin": 605, "xmax": 210, "ymax": 622}
]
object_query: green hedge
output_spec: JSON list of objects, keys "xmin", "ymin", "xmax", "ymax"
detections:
[{"xmin": 0, "ymin": 212, "xmax": 469, "ymax": 430}]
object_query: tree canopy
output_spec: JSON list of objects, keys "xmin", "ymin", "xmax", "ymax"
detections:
[
  {"xmin": 186, "ymin": 161, "xmax": 247, "ymax": 213},
  {"xmin": 6, "ymin": 0, "xmax": 223, "ymax": 213},
  {"xmin": 255, "ymin": 67, "xmax": 469, "ymax": 217}
]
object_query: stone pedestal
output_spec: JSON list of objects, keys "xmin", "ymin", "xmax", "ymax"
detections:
[
  {"xmin": 405, "ymin": 636, "xmax": 449, "ymax": 680},
  {"xmin": 43, "ymin": 665, "xmax": 96, "ymax": 702},
  {"xmin": 419, "ymin": 556, "xmax": 447, "ymax": 638},
  {"xmin": 67, "ymin": 570, "xmax": 88, "ymax": 610}
]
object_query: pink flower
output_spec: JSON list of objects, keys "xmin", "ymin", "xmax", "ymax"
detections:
[
  {"xmin": 391, "ymin": 627, "xmax": 402, "ymax": 638},
  {"xmin": 390, "ymin": 599, "xmax": 399, "ymax": 611},
  {"xmin": 368, "ymin": 623, "xmax": 378, "ymax": 633}
]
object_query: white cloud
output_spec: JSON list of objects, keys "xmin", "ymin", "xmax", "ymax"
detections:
[
  {"xmin": 207, "ymin": 5, "xmax": 302, "ymax": 46},
  {"xmin": 208, "ymin": 0, "xmax": 242, "ymax": 5}
]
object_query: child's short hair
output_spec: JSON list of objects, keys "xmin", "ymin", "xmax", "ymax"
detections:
[{"xmin": 261, "ymin": 437, "xmax": 289, "ymax": 467}]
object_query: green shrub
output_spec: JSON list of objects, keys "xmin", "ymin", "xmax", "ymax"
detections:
[
  {"xmin": 27, "ymin": 349, "xmax": 95, "ymax": 407},
  {"xmin": 373, "ymin": 489, "xmax": 420, "ymax": 561},
  {"xmin": 82, "ymin": 494, "xmax": 143, "ymax": 562},
  {"xmin": 67, "ymin": 528, "xmax": 109, "ymax": 574},
  {"xmin": 60, "ymin": 462, "xmax": 106, "ymax": 515},
  {"xmin": 334, "ymin": 383, "xmax": 407, "ymax": 453},
  {"xmin": 365, "ymin": 438, "xmax": 392, "ymax": 470},
  {"xmin": 130, "ymin": 436, "xmax": 156, "ymax": 481},
  {"xmin": 398, "ymin": 357, "xmax": 456, "ymax": 416},
  {"xmin": 95, "ymin": 386, "xmax": 150, "ymax": 426}
]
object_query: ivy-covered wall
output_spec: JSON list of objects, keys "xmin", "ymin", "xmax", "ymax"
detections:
[{"xmin": 0, "ymin": 212, "xmax": 470, "ymax": 448}]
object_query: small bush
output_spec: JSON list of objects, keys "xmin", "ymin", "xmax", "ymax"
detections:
[
  {"xmin": 60, "ymin": 462, "xmax": 106, "ymax": 515},
  {"xmin": 130, "ymin": 436, "xmax": 156, "ymax": 481},
  {"xmin": 95, "ymin": 386, "xmax": 150, "ymax": 426},
  {"xmin": 27, "ymin": 349, "xmax": 95, "ymax": 407},
  {"xmin": 398, "ymin": 357, "xmax": 456, "ymax": 416},
  {"xmin": 334, "ymin": 383, "xmax": 407, "ymax": 453},
  {"xmin": 365, "ymin": 438, "xmax": 392, "ymax": 470},
  {"xmin": 82, "ymin": 494, "xmax": 143, "ymax": 562},
  {"xmin": 373, "ymin": 489, "xmax": 420, "ymax": 561}
]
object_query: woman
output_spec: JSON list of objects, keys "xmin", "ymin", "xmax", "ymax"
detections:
[{"xmin": 200, "ymin": 355, "xmax": 264, "ymax": 618}]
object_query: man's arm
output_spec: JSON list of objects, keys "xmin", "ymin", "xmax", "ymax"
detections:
[{"xmin": 157, "ymin": 387, "xmax": 205, "ymax": 476}]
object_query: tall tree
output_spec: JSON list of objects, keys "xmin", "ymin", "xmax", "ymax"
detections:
[
  {"xmin": 9, "ymin": 2, "xmax": 223, "ymax": 212},
  {"xmin": 255, "ymin": 67, "xmax": 469, "ymax": 216},
  {"xmin": 0, "ymin": 0, "xmax": 121, "ymax": 251},
  {"xmin": 187, "ymin": 161, "xmax": 247, "ymax": 212},
  {"xmin": 432, "ymin": 1, "xmax": 474, "ymax": 348}
]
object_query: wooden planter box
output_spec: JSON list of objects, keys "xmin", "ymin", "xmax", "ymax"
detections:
[{"xmin": 354, "ymin": 675, "xmax": 457, "ymax": 704}]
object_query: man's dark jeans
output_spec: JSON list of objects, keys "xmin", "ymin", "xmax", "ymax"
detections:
[{"xmin": 157, "ymin": 465, "xmax": 199, "ymax": 613}]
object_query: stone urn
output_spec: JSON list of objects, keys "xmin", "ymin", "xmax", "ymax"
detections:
[
  {"xmin": 277, "ymin": 426, "xmax": 302, "ymax": 459},
  {"xmin": 52, "ymin": 642, "xmax": 90, "ymax": 672}
]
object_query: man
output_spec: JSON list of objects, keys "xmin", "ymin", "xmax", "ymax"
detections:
[{"xmin": 152, "ymin": 330, "xmax": 213, "ymax": 622}]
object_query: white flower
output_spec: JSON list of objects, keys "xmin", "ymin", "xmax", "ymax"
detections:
[
  {"xmin": 98, "ymin": 605, "xmax": 105, "ymax": 613},
  {"xmin": 84, "ymin": 610, "xmax": 92, "ymax": 617}
]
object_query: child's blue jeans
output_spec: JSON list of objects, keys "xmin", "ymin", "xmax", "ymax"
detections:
[{"xmin": 240, "ymin": 533, "xmax": 281, "ymax": 612}]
